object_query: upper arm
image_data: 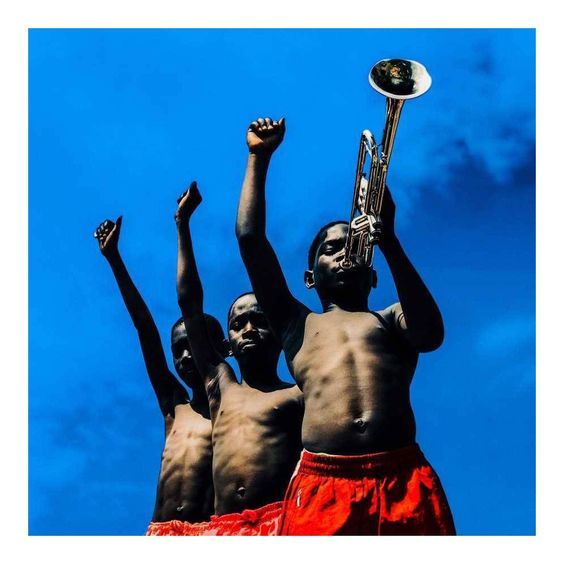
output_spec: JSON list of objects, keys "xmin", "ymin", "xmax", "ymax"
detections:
[
  {"xmin": 381, "ymin": 303, "xmax": 439, "ymax": 353},
  {"xmin": 136, "ymin": 320, "xmax": 188, "ymax": 417},
  {"xmin": 183, "ymin": 312, "xmax": 237, "ymax": 390},
  {"xmin": 238, "ymin": 233, "xmax": 308, "ymax": 336}
]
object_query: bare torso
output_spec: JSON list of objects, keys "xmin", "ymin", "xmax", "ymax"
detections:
[
  {"xmin": 288, "ymin": 305, "xmax": 418, "ymax": 455},
  {"xmin": 211, "ymin": 383, "xmax": 303, "ymax": 516},
  {"xmin": 152, "ymin": 402, "xmax": 214, "ymax": 523}
]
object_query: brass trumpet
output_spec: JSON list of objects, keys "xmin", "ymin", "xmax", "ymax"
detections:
[{"xmin": 342, "ymin": 58, "xmax": 432, "ymax": 269}]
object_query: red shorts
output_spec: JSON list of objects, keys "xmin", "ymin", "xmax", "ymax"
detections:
[
  {"xmin": 146, "ymin": 520, "xmax": 208, "ymax": 536},
  {"xmin": 146, "ymin": 501, "xmax": 283, "ymax": 536},
  {"xmin": 279, "ymin": 444, "xmax": 455, "ymax": 536}
]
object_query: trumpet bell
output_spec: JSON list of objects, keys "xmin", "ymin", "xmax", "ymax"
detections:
[{"xmin": 368, "ymin": 59, "xmax": 432, "ymax": 100}]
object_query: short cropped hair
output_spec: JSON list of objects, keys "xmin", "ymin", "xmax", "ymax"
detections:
[
  {"xmin": 307, "ymin": 220, "xmax": 349, "ymax": 269},
  {"xmin": 171, "ymin": 314, "xmax": 225, "ymax": 345},
  {"xmin": 227, "ymin": 291, "xmax": 255, "ymax": 324}
]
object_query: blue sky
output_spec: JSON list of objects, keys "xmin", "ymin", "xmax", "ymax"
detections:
[{"xmin": 29, "ymin": 29, "xmax": 535, "ymax": 535}]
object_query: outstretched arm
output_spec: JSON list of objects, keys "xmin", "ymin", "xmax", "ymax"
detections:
[
  {"xmin": 378, "ymin": 189, "xmax": 444, "ymax": 352},
  {"xmin": 236, "ymin": 117, "xmax": 308, "ymax": 339},
  {"xmin": 176, "ymin": 184, "xmax": 235, "ymax": 417},
  {"xmin": 94, "ymin": 218, "xmax": 187, "ymax": 417}
]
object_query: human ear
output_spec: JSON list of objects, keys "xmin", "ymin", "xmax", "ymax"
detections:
[
  {"xmin": 223, "ymin": 338, "xmax": 233, "ymax": 358},
  {"xmin": 304, "ymin": 270, "xmax": 315, "ymax": 289}
]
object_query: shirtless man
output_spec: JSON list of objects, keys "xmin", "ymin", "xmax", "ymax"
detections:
[
  {"xmin": 175, "ymin": 183, "xmax": 303, "ymax": 535},
  {"xmin": 94, "ymin": 217, "xmax": 224, "ymax": 535},
  {"xmin": 235, "ymin": 117, "xmax": 455, "ymax": 535}
]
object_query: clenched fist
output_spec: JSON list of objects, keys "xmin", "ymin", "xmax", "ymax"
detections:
[
  {"xmin": 175, "ymin": 181, "xmax": 202, "ymax": 225},
  {"xmin": 247, "ymin": 117, "xmax": 285, "ymax": 156},
  {"xmin": 94, "ymin": 216, "xmax": 122, "ymax": 258}
]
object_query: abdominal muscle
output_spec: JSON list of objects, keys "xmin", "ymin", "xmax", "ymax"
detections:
[
  {"xmin": 153, "ymin": 406, "xmax": 214, "ymax": 523},
  {"xmin": 291, "ymin": 310, "xmax": 417, "ymax": 455},
  {"xmin": 211, "ymin": 390, "xmax": 301, "ymax": 516}
]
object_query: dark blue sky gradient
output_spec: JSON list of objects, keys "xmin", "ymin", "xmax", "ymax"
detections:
[{"xmin": 29, "ymin": 29, "xmax": 535, "ymax": 535}]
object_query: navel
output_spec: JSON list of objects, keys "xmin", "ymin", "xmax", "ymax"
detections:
[
  {"xmin": 237, "ymin": 486, "xmax": 246, "ymax": 498},
  {"xmin": 353, "ymin": 418, "xmax": 367, "ymax": 434}
]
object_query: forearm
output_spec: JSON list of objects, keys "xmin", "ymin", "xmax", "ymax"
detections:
[
  {"xmin": 380, "ymin": 235, "xmax": 444, "ymax": 350},
  {"xmin": 176, "ymin": 220, "xmax": 204, "ymax": 317},
  {"xmin": 105, "ymin": 251, "xmax": 153, "ymax": 330},
  {"xmin": 236, "ymin": 152, "xmax": 272, "ymax": 239},
  {"xmin": 102, "ymin": 248, "xmax": 178, "ymax": 415}
]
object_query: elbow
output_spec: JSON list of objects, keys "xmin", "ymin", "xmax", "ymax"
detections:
[
  {"xmin": 176, "ymin": 285, "xmax": 189, "ymax": 310},
  {"xmin": 236, "ymin": 214, "xmax": 265, "ymax": 243},
  {"xmin": 413, "ymin": 326, "xmax": 444, "ymax": 353},
  {"xmin": 235, "ymin": 223, "xmax": 253, "ymax": 243},
  {"xmin": 177, "ymin": 293, "xmax": 189, "ymax": 312},
  {"xmin": 236, "ymin": 228, "xmax": 265, "ymax": 250},
  {"xmin": 132, "ymin": 310, "xmax": 153, "ymax": 332},
  {"xmin": 177, "ymin": 291, "xmax": 202, "ymax": 318}
]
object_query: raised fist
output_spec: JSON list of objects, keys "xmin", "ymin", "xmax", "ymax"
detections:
[
  {"xmin": 94, "ymin": 216, "xmax": 122, "ymax": 257},
  {"xmin": 247, "ymin": 117, "xmax": 285, "ymax": 155},
  {"xmin": 175, "ymin": 181, "xmax": 202, "ymax": 224}
]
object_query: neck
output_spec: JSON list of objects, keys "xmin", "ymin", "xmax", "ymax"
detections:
[
  {"xmin": 237, "ymin": 354, "xmax": 282, "ymax": 390},
  {"xmin": 320, "ymin": 289, "xmax": 370, "ymax": 313}
]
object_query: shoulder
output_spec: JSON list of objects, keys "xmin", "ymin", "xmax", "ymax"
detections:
[
  {"xmin": 374, "ymin": 303, "xmax": 406, "ymax": 331},
  {"xmin": 206, "ymin": 362, "xmax": 237, "ymax": 398},
  {"xmin": 372, "ymin": 303, "xmax": 417, "ymax": 354},
  {"xmin": 282, "ymin": 303, "xmax": 312, "ymax": 333}
]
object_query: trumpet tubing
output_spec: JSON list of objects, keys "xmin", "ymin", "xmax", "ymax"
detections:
[{"xmin": 342, "ymin": 59, "xmax": 431, "ymax": 270}]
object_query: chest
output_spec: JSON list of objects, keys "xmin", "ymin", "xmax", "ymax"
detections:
[
  {"xmin": 215, "ymin": 388, "xmax": 293, "ymax": 430},
  {"xmin": 293, "ymin": 311, "xmax": 391, "ymax": 363},
  {"xmin": 165, "ymin": 405, "xmax": 212, "ymax": 445}
]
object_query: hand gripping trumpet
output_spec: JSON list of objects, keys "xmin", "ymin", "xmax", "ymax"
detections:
[{"xmin": 342, "ymin": 58, "xmax": 432, "ymax": 269}]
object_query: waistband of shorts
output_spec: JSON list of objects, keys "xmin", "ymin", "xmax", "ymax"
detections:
[
  {"xmin": 210, "ymin": 500, "xmax": 283, "ymax": 524},
  {"xmin": 146, "ymin": 519, "xmax": 205, "ymax": 535},
  {"xmin": 298, "ymin": 444, "xmax": 426, "ymax": 478}
]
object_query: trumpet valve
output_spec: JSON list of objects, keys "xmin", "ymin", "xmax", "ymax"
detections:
[{"xmin": 368, "ymin": 216, "xmax": 383, "ymax": 244}]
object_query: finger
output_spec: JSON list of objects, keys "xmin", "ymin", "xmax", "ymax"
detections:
[
  {"xmin": 191, "ymin": 183, "xmax": 201, "ymax": 199},
  {"xmin": 265, "ymin": 117, "xmax": 273, "ymax": 129},
  {"xmin": 177, "ymin": 190, "xmax": 188, "ymax": 204},
  {"xmin": 189, "ymin": 180, "xmax": 197, "ymax": 191},
  {"xmin": 115, "ymin": 215, "xmax": 123, "ymax": 232},
  {"xmin": 279, "ymin": 117, "xmax": 286, "ymax": 132},
  {"xmin": 249, "ymin": 121, "xmax": 259, "ymax": 131},
  {"xmin": 257, "ymin": 117, "xmax": 265, "ymax": 127}
]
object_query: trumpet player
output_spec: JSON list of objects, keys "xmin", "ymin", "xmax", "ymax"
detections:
[{"xmin": 236, "ymin": 116, "xmax": 455, "ymax": 535}]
